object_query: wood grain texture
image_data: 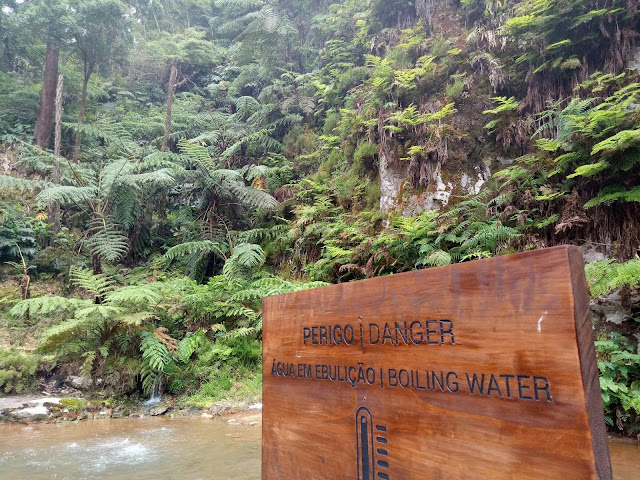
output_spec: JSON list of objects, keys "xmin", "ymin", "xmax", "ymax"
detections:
[{"xmin": 262, "ymin": 246, "xmax": 612, "ymax": 480}]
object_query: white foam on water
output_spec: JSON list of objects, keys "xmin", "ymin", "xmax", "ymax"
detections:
[{"xmin": 80, "ymin": 437, "xmax": 154, "ymax": 472}]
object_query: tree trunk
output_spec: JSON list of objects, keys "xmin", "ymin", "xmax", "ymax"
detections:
[
  {"xmin": 72, "ymin": 70, "xmax": 92, "ymax": 163},
  {"xmin": 161, "ymin": 61, "xmax": 178, "ymax": 152},
  {"xmin": 48, "ymin": 75, "xmax": 64, "ymax": 233},
  {"xmin": 34, "ymin": 42, "xmax": 60, "ymax": 148}
]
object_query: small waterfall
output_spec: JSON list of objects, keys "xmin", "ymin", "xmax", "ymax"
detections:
[{"xmin": 142, "ymin": 376, "xmax": 163, "ymax": 406}]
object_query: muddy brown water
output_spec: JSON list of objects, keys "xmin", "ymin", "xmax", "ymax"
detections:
[{"xmin": 0, "ymin": 418, "xmax": 637, "ymax": 479}]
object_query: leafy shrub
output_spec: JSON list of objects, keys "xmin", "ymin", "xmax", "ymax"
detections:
[
  {"xmin": 0, "ymin": 203, "xmax": 46, "ymax": 262},
  {"xmin": 596, "ymin": 333, "xmax": 640, "ymax": 432},
  {"xmin": 353, "ymin": 142, "xmax": 378, "ymax": 176},
  {"xmin": 446, "ymin": 81, "xmax": 465, "ymax": 100},
  {"xmin": 0, "ymin": 348, "xmax": 41, "ymax": 394},
  {"xmin": 323, "ymin": 111, "xmax": 340, "ymax": 135},
  {"xmin": 179, "ymin": 365, "xmax": 261, "ymax": 407},
  {"xmin": 585, "ymin": 259, "xmax": 640, "ymax": 298},
  {"xmin": 59, "ymin": 398, "xmax": 88, "ymax": 411}
]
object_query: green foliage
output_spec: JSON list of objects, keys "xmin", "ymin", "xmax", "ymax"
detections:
[
  {"xmin": 352, "ymin": 142, "xmax": 378, "ymax": 176},
  {"xmin": 59, "ymin": 397, "xmax": 88, "ymax": 411},
  {"xmin": 178, "ymin": 139, "xmax": 279, "ymax": 211},
  {"xmin": 162, "ymin": 241, "xmax": 226, "ymax": 265},
  {"xmin": 0, "ymin": 203, "xmax": 45, "ymax": 261},
  {"xmin": 585, "ymin": 260, "xmax": 640, "ymax": 298},
  {"xmin": 140, "ymin": 330, "xmax": 173, "ymax": 394},
  {"xmin": 222, "ymin": 243, "xmax": 266, "ymax": 281},
  {"xmin": 445, "ymin": 81, "xmax": 465, "ymax": 100},
  {"xmin": 0, "ymin": 348, "xmax": 42, "ymax": 394},
  {"xmin": 84, "ymin": 214, "xmax": 129, "ymax": 264},
  {"xmin": 596, "ymin": 333, "xmax": 640, "ymax": 431},
  {"xmin": 483, "ymin": 97, "xmax": 520, "ymax": 133}
]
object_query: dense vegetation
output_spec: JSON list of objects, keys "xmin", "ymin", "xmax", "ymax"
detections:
[{"xmin": 0, "ymin": 0, "xmax": 639, "ymax": 433}]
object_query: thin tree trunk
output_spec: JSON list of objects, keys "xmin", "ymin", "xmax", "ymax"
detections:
[
  {"xmin": 72, "ymin": 70, "xmax": 91, "ymax": 163},
  {"xmin": 34, "ymin": 42, "xmax": 59, "ymax": 148},
  {"xmin": 161, "ymin": 61, "xmax": 178, "ymax": 152},
  {"xmin": 16, "ymin": 246, "xmax": 31, "ymax": 322},
  {"xmin": 92, "ymin": 253, "xmax": 103, "ymax": 276},
  {"xmin": 48, "ymin": 74, "xmax": 64, "ymax": 233}
]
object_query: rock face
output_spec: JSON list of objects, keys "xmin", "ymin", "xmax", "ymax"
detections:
[
  {"xmin": 379, "ymin": 153, "xmax": 491, "ymax": 215},
  {"xmin": 591, "ymin": 289, "xmax": 640, "ymax": 326}
]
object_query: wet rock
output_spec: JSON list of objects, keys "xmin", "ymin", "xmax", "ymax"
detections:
[
  {"xmin": 149, "ymin": 405, "xmax": 169, "ymax": 416},
  {"xmin": 66, "ymin": 376, "xmax": 91, "ymax": 391},
  {"xmin": 111, "ymin": 409, "xmax": 131, "ymax": 418}
]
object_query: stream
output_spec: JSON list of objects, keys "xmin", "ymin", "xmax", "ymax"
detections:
[{"xmin": 0, "ymin": 417, "xmax": 637, "ymax": 479}]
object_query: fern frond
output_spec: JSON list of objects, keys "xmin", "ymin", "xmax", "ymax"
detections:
[
  {"xmin": 226, "ymin": 181, "xmax": 279, "ymax": 211},
  {"xmin": 115, "ymin": 311, "xmax": 156, "ymax": 327},
  {"xmin": 422, "ymin": 250, "xmax": 452, "ymax": 267},
  {"xmin": 105, "ymin": 286, "xmax": 162, "ymax": 308},
  {"xmin": 0, "ymin": 175, "xmax": 51, "ymax": 192},
  {"xmin": 39, "ymin": 317, "xmax": 94, "ymax": 351},
  {"xmin": 177, "ymin": 329, "xmax": 209, "ymax": 363},
  {"xmin": 10, "ymin": 296, "xmax": 90, "ymax": 318},
  {"xmin": 69, "ymin": 266, "xmax": 116, "ymax": 298},
  {"xmin": 74, "ymin": 304, "xmax": 124, "ymax": 320},
  {"xmin": 238, "ymin": 224, "xmax": 288, "ymax": 243},
  {"xmin": 140, "ymin": 331, "xmax": 173, "ymax": 371},
  {"xmin": 36, "ymin": 186, "xmax": 97, "ymax": 208},
  {"xmin": 83, "ymin": 215, "xmax": 129, "ymax": 263},
  {"xmin": 162, "ymin": 240, "xmax": 226, "ymax": 264}
]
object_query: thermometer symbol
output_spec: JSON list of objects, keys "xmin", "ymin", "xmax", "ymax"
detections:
[{"xmin": 356, "ymin": 408, "xmax": 389, "ymax": 480}]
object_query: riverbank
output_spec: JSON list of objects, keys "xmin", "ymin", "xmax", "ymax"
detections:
[{"xmin": 0, "ymin": 395, "xmax": 263, "ymax": 425}]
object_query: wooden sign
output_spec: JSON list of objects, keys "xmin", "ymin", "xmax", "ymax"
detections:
[{"xmin": 262, "ymin": 246, "xmax": 612, "ymax": 479}]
